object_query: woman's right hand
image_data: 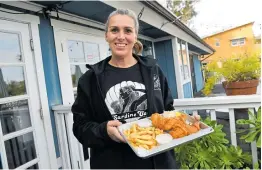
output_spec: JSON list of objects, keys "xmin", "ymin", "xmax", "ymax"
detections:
[{"xmin": 107, "ymin": 120, "xmax": 126, "ymax": 143}]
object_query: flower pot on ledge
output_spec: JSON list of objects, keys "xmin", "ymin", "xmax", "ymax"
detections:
[{"xmin": 222, "ymin": 79, "xmax": 259, "ymax": 96}]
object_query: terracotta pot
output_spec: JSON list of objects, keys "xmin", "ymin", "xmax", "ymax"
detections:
[{"xmin": 222, "ymin": 79, "xmax": 259, "ymax": 96}]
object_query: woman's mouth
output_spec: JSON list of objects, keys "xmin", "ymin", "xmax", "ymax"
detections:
[{"xmin": 115, "ymin": 43, "xmax": 127, "ymax": 48}]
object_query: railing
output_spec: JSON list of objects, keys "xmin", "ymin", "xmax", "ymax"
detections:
[
  {"xmin": 52, "ymin": 95, "xmax": 261, "ymax": 169},
  {"xmin": 52, "ymin": 105, "xmax": 87, "ymax": 169},
  {"xmin": 173, "ymin": 94, "xmax": 261, "ymax": 167}
]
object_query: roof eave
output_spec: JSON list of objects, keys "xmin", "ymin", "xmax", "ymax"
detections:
[{"xmin": 141, "ymin": 0, "xmax": 215, "ymax": 53}]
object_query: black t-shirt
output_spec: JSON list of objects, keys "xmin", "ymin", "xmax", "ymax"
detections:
[{"xmin": 100, "ymin": 62, "xmax": 148, "ymax": 123}]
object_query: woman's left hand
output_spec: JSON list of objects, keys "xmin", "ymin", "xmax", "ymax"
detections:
[{"xmin": 191, "ymin": 114, "xmax": 201, "ymax": 121}]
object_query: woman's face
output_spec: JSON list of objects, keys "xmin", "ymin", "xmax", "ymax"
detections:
[{"xmin": 106, "ymin": 14, "xmax": 137, "ymax": 58}]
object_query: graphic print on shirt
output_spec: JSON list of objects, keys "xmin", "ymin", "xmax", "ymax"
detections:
[
  {"xmin": 105, "ymin": 81, "xmax": 147, "ymax": 123},
  {"xmin": 154, "ymin": 74, "xmax": 161, "ymax": 90}
]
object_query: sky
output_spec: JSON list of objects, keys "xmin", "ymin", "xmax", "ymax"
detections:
[{"xmin": 190, "ymin": 0, "xmax": 262, "ymax": 37}]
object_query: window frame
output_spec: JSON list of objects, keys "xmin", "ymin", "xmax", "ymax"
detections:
[
  {"xmin": 231, "ymin": 38, "xmax": 246, "ymax": 46},
  {"xmin": 215, "ymin": 39, "xmax": 220, "ymax": 47},
  {"xmin": 177, "ymin": 38, "xmax": 191, "ymax": 83}
]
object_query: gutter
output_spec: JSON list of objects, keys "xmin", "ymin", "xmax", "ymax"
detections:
[
  {"xmin": 201, "ymin": 53, "xmax": 215, "ymax": 62},
  {"xmin": 141, "ymin": 0, "xmax": 215, "ymax": 53}
]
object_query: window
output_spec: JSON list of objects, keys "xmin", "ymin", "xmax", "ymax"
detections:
[
  {"xmin": 215, "ymin": 39, "xmax": 220, "ymax": 47},
  {"xmin": 231, "ymin": 38, "xmax": 245, "ymax": 46},
  {"xmin": 177, "ymin": 38, "xmax": 190, "ymax": 81},
  {"xmin": 67, "ymin": 40, "xmax": 100, "ymax": 90},
  {"xmin": 138, "ymin": 38, "xmax": 154, "ymax": 58}
]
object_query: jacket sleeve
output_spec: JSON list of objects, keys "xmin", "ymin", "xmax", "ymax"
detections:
[
  {"xmin": 71, "ymin": 78, "xmax": 115, "ymax": 148},
  {"xmin": 157, "ymin": 67, "xmax": 175, "ymax": 111}
]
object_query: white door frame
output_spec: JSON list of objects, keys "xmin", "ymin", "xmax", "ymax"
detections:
[
  {"xmin": 171, "ymin": 37, "xmax": 194, "ymax": 98},
  {"xmin": 0, "ymin": 8, "xmax": 57, "ymax": 169}
]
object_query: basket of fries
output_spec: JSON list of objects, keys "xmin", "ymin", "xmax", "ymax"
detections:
[{"xmin": 118, "ymin": 110, "xmax": 214, "ymax": 158}]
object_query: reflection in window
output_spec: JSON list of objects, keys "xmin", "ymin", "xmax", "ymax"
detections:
[
  {"xmin": 67, "ymin": 40, "xmax": 85, "ymax": 62},
  {"xmin": 0, "ymin": 100, "xmax": 31, "ymax": 135},
  {"xmin": 5, "ymin": 132, "xmax": 37, "ymax": 169},
  {"xmin": 0, "ymin": 67, "xmax": 26, "ymax": 98},
  {"xmin": 0, "ymin": 31, "xmax": 22, "ymax": 63},
  {"xmin": 70, "ymin": 65, "xmax": 88, "ymax": 87},
  {"xmin": 177, "ymin": 39, "xmax": 190, "ymax": 80},
  {"xmin": 84, "ymin": 42, "xmax": 100, "ymax": 64},
  {"xmin": 138, "ymin": 39, "xmax": 154, "ymax": 58}
]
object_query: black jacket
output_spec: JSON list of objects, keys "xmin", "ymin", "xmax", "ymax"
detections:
[{"xmin": 71, "ymin": 55, "xmax": 179, "ymax": 169}]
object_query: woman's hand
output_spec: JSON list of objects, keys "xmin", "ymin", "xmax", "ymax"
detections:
[
  {"xmin": 192, "ymin": 114, "xmax": 201, "ymax": 121},
  {"xmin": 107, "ymin": 120, "xmax": 126, "ymax": 143}
]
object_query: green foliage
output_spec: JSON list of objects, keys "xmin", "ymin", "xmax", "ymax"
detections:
[
  {"xmin": 236, "ymin": 107, "xmax": 261, "ymax": 148},
  {"xmin": 171, "ymin": 0, "xmax": 198, "ymax": 24},
  {"xmin": 202, "ymin": 52, "xmax": 261, "ymax": 95},
  {"xmin": 174, "ymin": 117, "xmax": 252, "ymax": 169},
  {"xmin": 7, "ymin": 80, "xmax": 26, "ymax": 96}
]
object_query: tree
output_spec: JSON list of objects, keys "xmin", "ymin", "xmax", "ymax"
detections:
[{"xmin": 170, "ymin": 0, "xmax": 199, "ymax": 25}]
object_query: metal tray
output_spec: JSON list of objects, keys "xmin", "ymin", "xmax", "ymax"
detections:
[{"xmin": 118, "ymin": 115, "xmax": 214, "ymax": 158}]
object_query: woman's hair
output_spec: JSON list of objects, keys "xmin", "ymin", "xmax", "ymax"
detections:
[{"xmin": 105, "ymin": 9, "xmax": 143, "ymax": 55}]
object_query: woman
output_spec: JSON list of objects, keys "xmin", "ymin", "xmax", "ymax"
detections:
[{"xmin": 72, "ymin": 9, "xmax": 199, "ymax": 169}]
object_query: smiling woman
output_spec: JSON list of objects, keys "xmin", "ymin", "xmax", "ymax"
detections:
[{"xmin": 71, "ymin": 8, "xmax": 178, "ymax": 169}]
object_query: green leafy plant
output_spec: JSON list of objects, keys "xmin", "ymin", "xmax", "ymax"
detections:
[
  {"xmin": 175, "ymin": 117, "xmax": 252, "ymax": 169},
  {"xmin": 236, "ymin": 107, "xmax": 261, "ymax": 148},
  {"xmin": 202, "ymin": 52, "xmax": 261, "ymax": 95}
]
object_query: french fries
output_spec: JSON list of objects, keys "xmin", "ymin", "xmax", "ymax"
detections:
[{"xmin": 123, "ymin": 124, "xmax": 163, "ymax": 150}]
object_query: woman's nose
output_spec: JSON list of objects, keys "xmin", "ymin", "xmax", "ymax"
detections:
[{"xmin": 117, "ymin": 31, "xmax": 125, "ymax": 40}]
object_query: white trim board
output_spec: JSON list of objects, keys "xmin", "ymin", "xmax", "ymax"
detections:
[
  {"xmin": 185, "ymin": 42, "xmax": 194, "ymax": 97},
  {"xmin": 0, "ymin": 7, "xmax": 40, "ymax": 24},
  {"xmin": 172, "ymin": 38, "xmax": 184, "ymax": 98},
  {"xmin": 153, "ymin": 36, "xmax": 174, "ymax": 42},
  {"xmin": 30, "ymin": 20, "xmax": 58, "ymax": 169},
  {"xmin": 0, "ymin": 1, "xmax": 44, "ymax": 13},
  {"xmin": 188, "ymin": 50, "xmax": 201, "ymax": 56}
]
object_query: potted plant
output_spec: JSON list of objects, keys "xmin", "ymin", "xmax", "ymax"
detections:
[{"xmin": 202, "ymin": 52, "xmax": 260, "ymax": 96}]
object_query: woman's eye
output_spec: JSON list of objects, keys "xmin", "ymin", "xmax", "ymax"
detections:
[
  {"xmin": 111, "ymin": 28, "xmax": 118, "ymax": 33},
  {"xmin": 125, "ymin": 29, "xmax": 132, "ymax": 33}
]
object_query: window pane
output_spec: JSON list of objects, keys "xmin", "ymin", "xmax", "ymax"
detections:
[
  {"xmin": 0, "ymin": 100, "xmax": 31, "ymax": 135},
  {"xmin": 5, "ymin": 132, "xmax": 36, "ymax": 169},
  {"xmin": 184, "ymin": 65, "xmax": 189, "ymax": 79},
  {"xmin": 0, "ymin": 67, "xmax": 26, "ymax": 98},
  {"xmin": 139, "ymin": 39, "xmax": 154, "ymax": 58},
  {"xmin": 239, "ymin": 38, "xmax": 245, "ymax": 45},
  {"xmin": 181, "ymin": 41, "xmax": 189, "ymax": 80},
  {"xmin": 67, "ymin": 40, "xmax": 85, "ymax": 62},
  {"xmin": 27, "ymin": 163, "xmax": 38, "ymax": 169},
  {"xmin": 231, "ymin": 40, "xmax": 237, "ymax": 46},
  {"xmin": 181, "ymin": 42, "xmax": 188, "ymax": 65},
  {"xmin": 70, "ymin": 65, "xmax": 88, "ymax": 87},
  {"xmin": 177, "ymin": 39, "xmax": 183, "ymax": 66},
  {"xmin": 0, "ymin": 32, "xmax": 22, "ymax": 63},
  {"xmin": 84, "ymin": 42, "xmax": 100, "ymax": 64}
]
